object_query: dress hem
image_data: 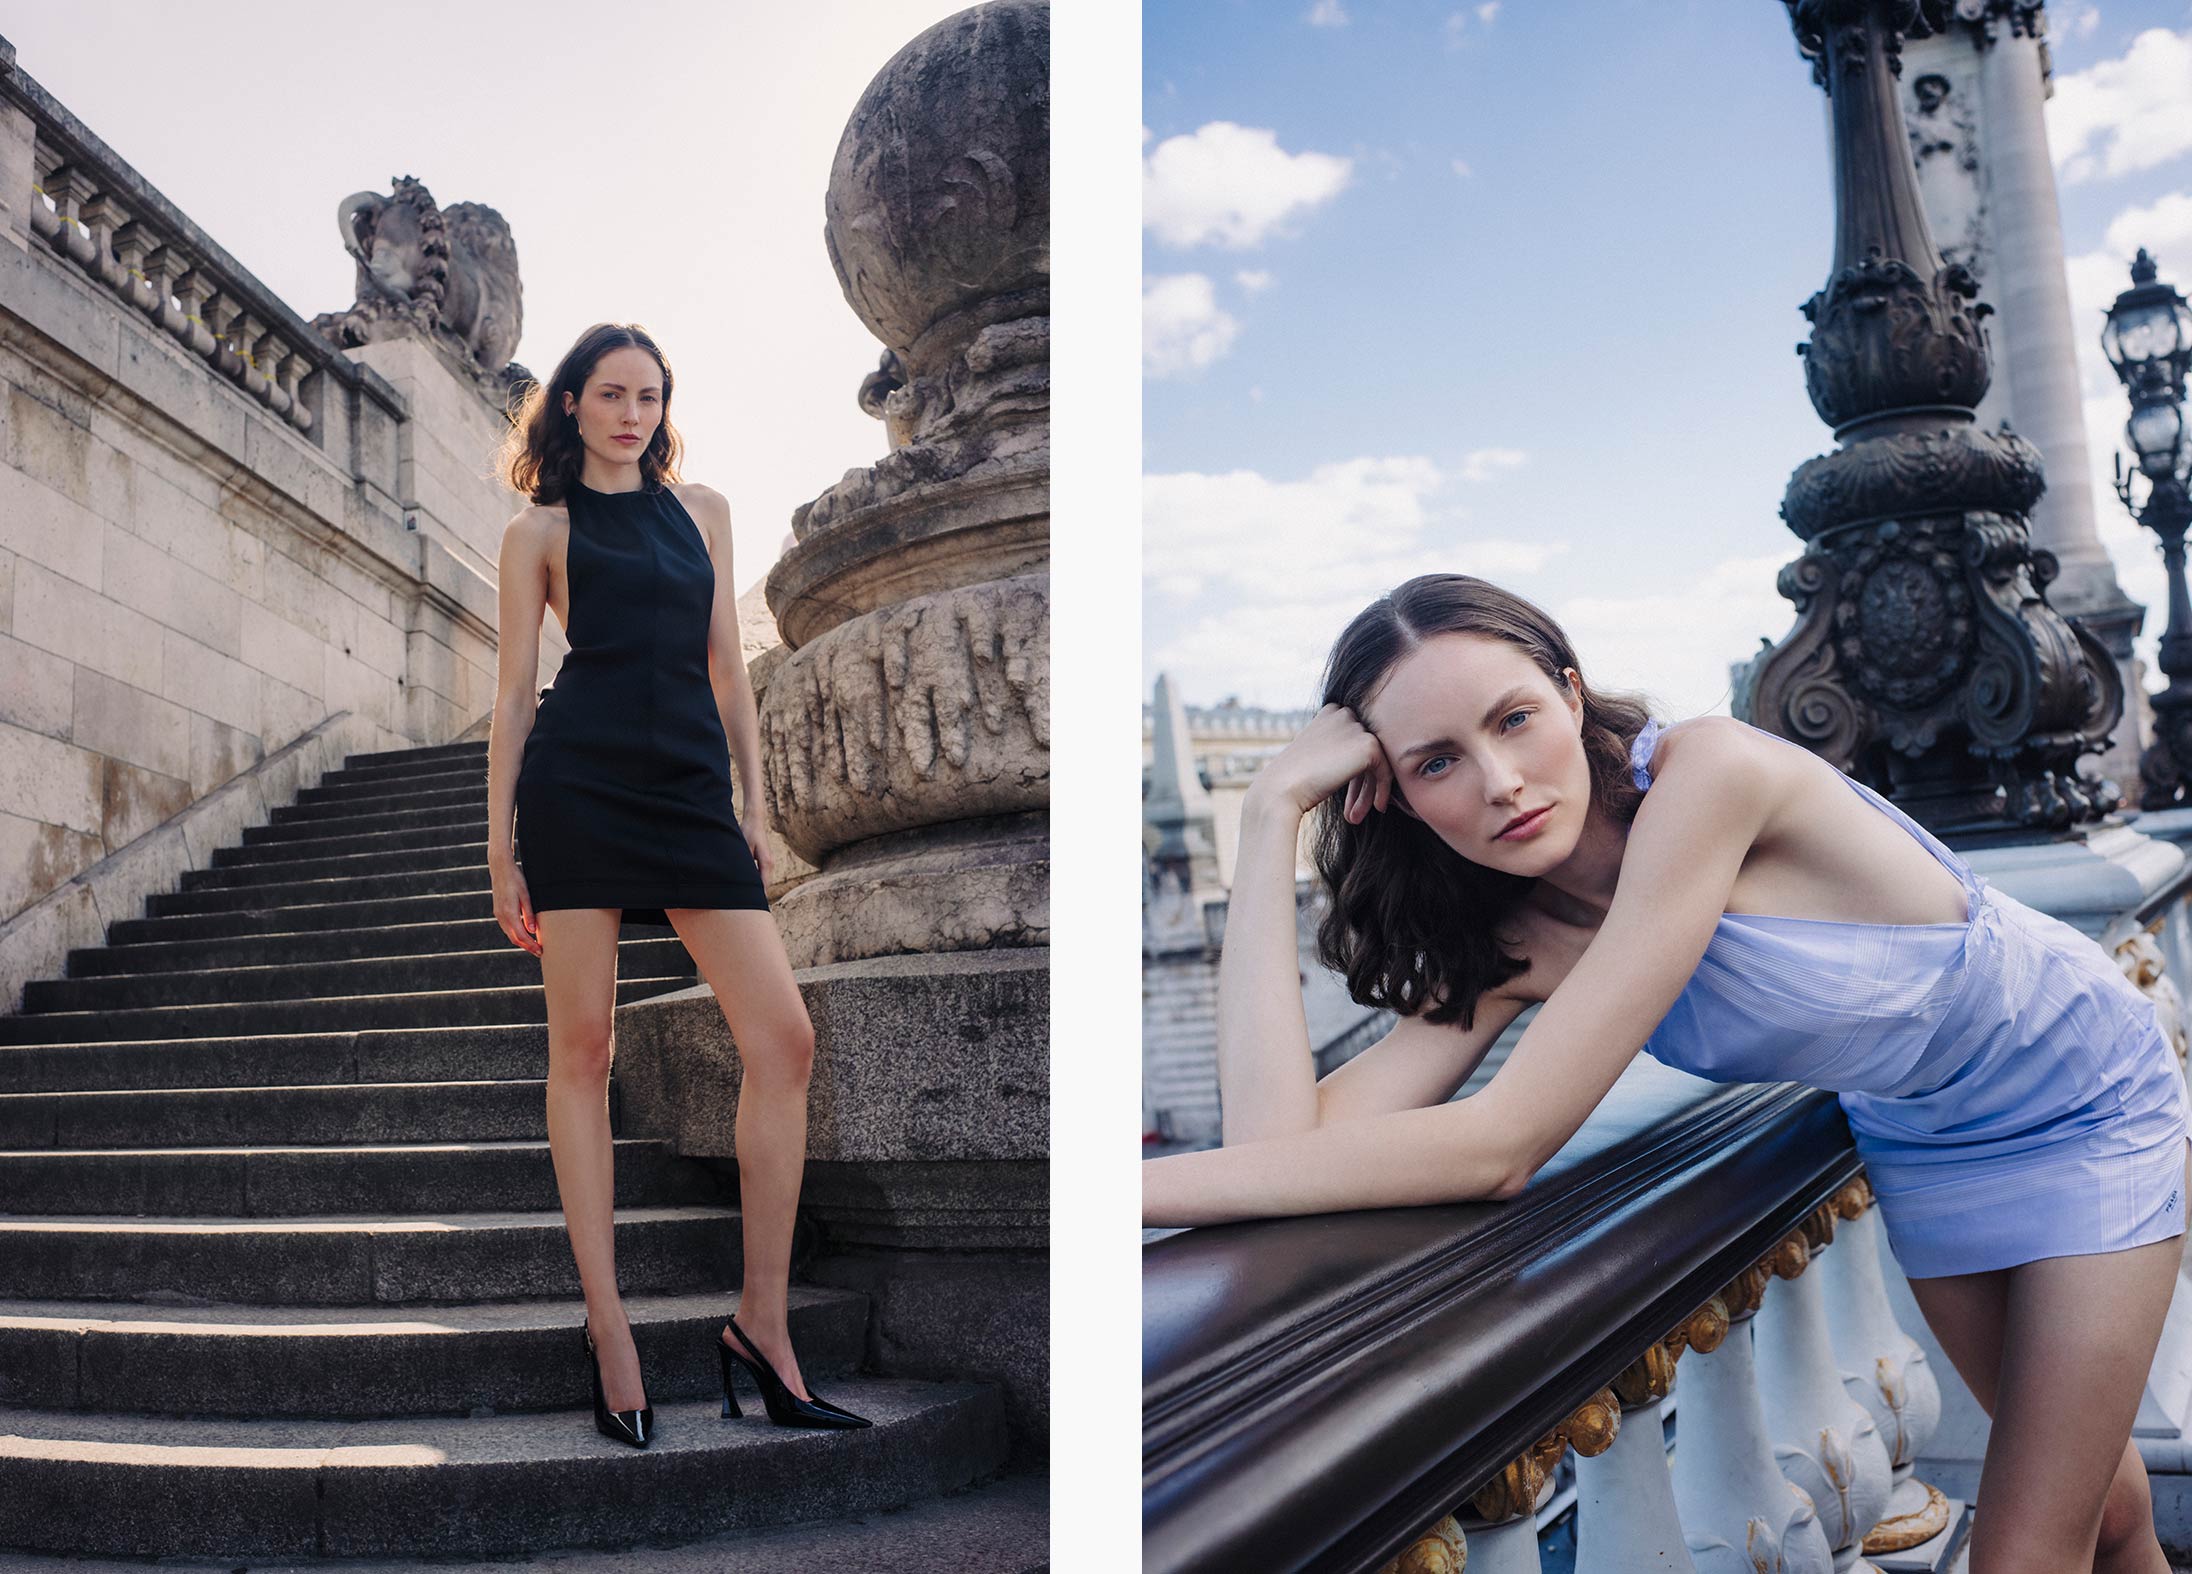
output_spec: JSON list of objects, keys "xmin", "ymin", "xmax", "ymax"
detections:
[
  {"xmin": 528, "ymin": 880, "xmax": 769, "ymax": 915},
  {"xmin": 1893, "ymin": 1131, "xmax": 2192, "ymax": 1279}
]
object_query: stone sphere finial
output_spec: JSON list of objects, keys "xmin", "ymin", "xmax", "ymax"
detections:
[{"xmin": 822, "ymin": 0, "xmax": 1049, "ymax": 368}]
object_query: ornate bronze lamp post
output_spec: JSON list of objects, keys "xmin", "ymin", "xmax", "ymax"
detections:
[
  {"xmin": 2106, "ymin": 251, "xmax": 2192, "ymax": 808},
  {"xmin": 1743, "ymin": 0, "xmax": 2124, "ymax": 834}
]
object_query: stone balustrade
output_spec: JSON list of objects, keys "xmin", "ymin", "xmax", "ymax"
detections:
[{"xmin": 5, "ymin": 44, "xmax": 337, "ymax": 440}]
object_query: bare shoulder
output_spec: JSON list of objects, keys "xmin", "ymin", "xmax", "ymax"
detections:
[
  {"xmin": 1646, "ymin": 716, "xmax": 1795, "ymax": 794},
  {"xmin": 500, "ymin": 502, "xmax": 556, "ymax": 556},
  {"xmin": 1628, "ymin": 716, "xmax": 1799, "ymax": 852},
  {"xmin": 671, "ymin": 481, "xmax": 732, "ymax": 535}
]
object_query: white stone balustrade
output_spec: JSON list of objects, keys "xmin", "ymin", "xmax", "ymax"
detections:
[
  {"xmin": 1820, "ymin": 1181, "xmax": 1951, "ymax": 1556},
  {"xmin": 21, "ymin": 123, "xmax": 319, "ymax": 434},
  {"xmin": 1670, "ymin": 1285, "xmax": 1835, "ymax": 1573},
  {"xmin": 1380, "ymin": 1181, "xmax": 1958, "ymax": 1574},
  {"xmin": 1754, "ymin": 1218, "xmax": 1894, "ymax": 1571}
]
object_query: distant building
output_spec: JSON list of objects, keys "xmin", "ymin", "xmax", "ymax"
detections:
[{"xmin": 1141, "ymin": 676, "xmax": 1385, "ymax": 1147}]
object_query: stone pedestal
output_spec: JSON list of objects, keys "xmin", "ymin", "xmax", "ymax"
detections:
[
  {"xmin": 615, "ymin": 947, "xmax": 1047, "ymax": 1454},
  {"xmin": 722, "ymin": 0, "xmax": 1048, "ymax": 1460}
]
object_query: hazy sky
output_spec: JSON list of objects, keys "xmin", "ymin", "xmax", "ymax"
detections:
[
  {"xmin": 1143, "ymin": 0, "xmax": 2192, "ymax": 719},
  {"xmin": 6, "ymin": 0, "xmax": 970, "ymax": 595}
]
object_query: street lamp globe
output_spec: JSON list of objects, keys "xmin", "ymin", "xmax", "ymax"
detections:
[{"xmin": 2102, "ymin": 249, "xmax": 2192, "ymax": 408}]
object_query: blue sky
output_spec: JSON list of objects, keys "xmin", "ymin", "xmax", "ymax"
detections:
[{"xmin": 1143, "ymin": 0, "xmax": 2192, "ymax": 718}]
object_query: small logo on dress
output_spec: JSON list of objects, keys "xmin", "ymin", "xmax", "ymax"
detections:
[{"xmin": 2168, "ymin": 1188, "xmax": 2179, "ymax": 1215}]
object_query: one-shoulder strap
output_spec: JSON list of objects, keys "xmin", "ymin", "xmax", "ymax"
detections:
[{"xmin": 1629, "ymin": 718, "xmax": 1665, "ymax": 792}]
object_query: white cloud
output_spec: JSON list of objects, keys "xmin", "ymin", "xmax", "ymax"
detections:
[
  {"xmin": 1458, "ymin": 447, "xmax": 1528, "ymax": 482},
  {"xmin": 1234, "ymin": 268, "xmax": 1275, "ymax": 293},
  {"xmin": 1451, "ymin": 157, "xmax": 1474, "ymax": 178},
  {"xmin": 2056, "ymin": 1, "xmax": 2101, "ymax": 39},
  {"xmin": 2049, "ymin": 27, "xmax": 2192, "ymax": 185},
  {"xmin": 1143, "ymin": 457, "xmax": 1564, "ymax": 607},
  {"xmin": 1144, "ymin": 122, "xmax": 1353, "ymax": 249},
  {"xmin": 1556, "ymin": 553, "xmax": 1802, "ymax": 721},
  {"xmin": 1307, "ymin": 0, "xmax": 1348, "ymax": 25},
  {"xmin": 1477, "ymin": 2, "xmax": 1500, "ymax": 20},
  {"xmin": 1443, "ymin": 11, "xmax": 1470, "ymax": 45},
  {"xmin": 1143, "ymin": 273, "xmax": 1241, "ymax": 379}
]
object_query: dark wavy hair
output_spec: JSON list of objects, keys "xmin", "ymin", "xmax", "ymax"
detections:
[
  {"xmin": 1312, "ymin": 575, "xmax": 1655, "ymax": 1028},
  {"xmin": 497, "ymin": 322, "xmax": 684, "ymax": 505}
]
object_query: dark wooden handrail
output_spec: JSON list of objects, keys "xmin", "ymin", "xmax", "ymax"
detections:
[{"xmin": 1142, "ymin": 1058, "xmax": 1862, "ymax": 1573}]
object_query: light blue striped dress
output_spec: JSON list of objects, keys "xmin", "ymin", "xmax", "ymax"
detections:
[{"xmin": 1630, "ymin": 717, "xmax": 2191, "ymax": 1278}]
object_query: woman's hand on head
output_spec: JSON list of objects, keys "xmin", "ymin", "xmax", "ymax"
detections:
[{"xmin": 1253, "ymin": 703, "xmax": 1394, "ymax": 822}]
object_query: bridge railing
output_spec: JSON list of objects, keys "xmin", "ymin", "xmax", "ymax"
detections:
[{"xmin": 1143, "ymin": 1058, "xmax": 1954, "ymax": 1573}]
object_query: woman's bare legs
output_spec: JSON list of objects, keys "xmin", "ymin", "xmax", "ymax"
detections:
[
  {"xmin": 537, "ymin": 907, "xmax": 648, "ymax": 1411},
  {"xmin": 664, "ymin": 907, "xmax": 819, "ymax": 1399},
  {"xmin": 1907, "ymin": 1188, "xmax": 2187, "ymax": 1573}
]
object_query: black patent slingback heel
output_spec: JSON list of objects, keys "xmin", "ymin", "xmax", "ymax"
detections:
[{"xmin": 718, "ymin": 1316, "xmax": 872, "ymax": 1429}]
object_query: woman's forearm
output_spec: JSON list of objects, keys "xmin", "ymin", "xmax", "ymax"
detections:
[
  {"xmin": 718, "ymin": 664, "xmax": 766, "ymax": 819},
  {"xmin": 486, "ymin": 697, "xmax": 534, "ymax": 860},
  {"xmin": 1214, "ymin": 791, "xmax": 1324, "ymax": 1145},
  {"xmin": 1143, "ymin": 1098, "xmax": 1521, "ymax": 1227}
]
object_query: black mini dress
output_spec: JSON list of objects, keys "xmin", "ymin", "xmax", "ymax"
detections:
[{"xmin": 513, "ymin": 478, "xmax": 769, "ymax": 927}]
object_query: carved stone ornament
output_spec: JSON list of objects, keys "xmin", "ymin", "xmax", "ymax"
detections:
[
  {"xmin": 762, "ymin": 1, "xmax": 1048, "ymax": 969},
  {"xmin": 1376, "ymin": 1514, "xmax": 1468, "ymax": 1574},
  {"xmin": 759, "ymin": 574, "xmax": 1047, "ymax": 862},
  {"xmin": 2117, "ymin": 923, "xmax": 2191, "ymax": 1069},
  {"xmin": 308, "ymin": 174, "xmax": 527, "ymax": 392},
  {"xmin": 792, "ymin": 0, "xmax": 1050, "ymax": 540},
  {"xmin": 1469, "ymin": 1386, "xmax": 1619, "ymax": 1523}
]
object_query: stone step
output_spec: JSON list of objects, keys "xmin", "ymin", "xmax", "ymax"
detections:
[
  {"xmin": 344, "ymin": 739, "xmax": 488, "ymax": 771},
  {"xmin": 0, "ymin": 1205, "xmax": 743, "ymax": 1304},
  {"xmin": 146, "ymin": 863, "xmax": 491, "ymax": 917},
  {"xmin": 0, "ymin": 1136, "xmax": 715, "ymax": 1215},
  {"xmin": 239, "ymin": 803, "xmax": 486, "ymax": 852},
  {"xmin": 285, "ymin": 774, "xmax": 487, "ymax": 816},
  {"xmin": 0, "ymin": 1076, "xmax": 569, "ymax": 1150},
  {"xmin": 0, "ymin": 1287, "xmax": 869, "ymax": 1417},
  {"xmin": 28, "ymin": 934, "xmax": 694, "ymax": 1011},
  {"xmin": 0, "ymin": 1469, "xmax": 1049, "ymax": 1574},
  {"xmin": 308, "ymin": 754, "xmax": 488, "ymax": 793},
  {"xmin": 0, "ymin": 1023, "xmax": 551, "ymax": 1093},
  {"xmin": 71, "ymin": 916, "xmax": 532, "ymax": 975},
  {"xmin": 0, "ymin": 975, "xmax": 694, "ymax": 1045},
  {"xmin": 111, "ymin": 889, "xmax": 490, "ymax": 943},
  {"xmin": 0, "ymin": 1379, "xmax": 1006, "ymax": 1560},
  {"xmin": 182, "ymin": 837, "xmax": 486, "ymax": 889}
]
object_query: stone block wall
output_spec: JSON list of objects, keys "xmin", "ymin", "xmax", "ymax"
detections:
[{"xmin": 0, "ymin": 52, "xmax": 525, "ymax": 939}]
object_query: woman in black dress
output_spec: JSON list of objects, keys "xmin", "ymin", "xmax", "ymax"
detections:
[{"xmin": 486, "ymin": 322, "xmax": 866, "ymax": 1445}]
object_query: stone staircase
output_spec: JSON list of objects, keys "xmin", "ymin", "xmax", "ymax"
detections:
[{"xmin": 0, "ymin": 738, "xmax": 1020, "ymax": 1563}]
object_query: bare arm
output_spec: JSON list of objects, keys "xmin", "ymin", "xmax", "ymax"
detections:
[
  {"xmin": 1220, "ymin": 708, "xmax": 1525, "ymax": 1143},
  {"xmin": 1143, "ymin": 723, "xmax": 1782, "ymax": 1227},
  {"xmin": 684, "ymin": 485, "xmax": 773, "ymax": 881},
  {"xmin": 487, "ymin": 509, "xmax": 547, "ymax": 954}
]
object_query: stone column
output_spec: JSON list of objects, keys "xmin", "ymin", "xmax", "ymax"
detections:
[
  {"xmin": 755, "ymin": 0, "xmax": 1050, "ymax": 1456},
  {"xmin": 1903, "ymin": 6, "xmax": 2148, "ymax": 786}
]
